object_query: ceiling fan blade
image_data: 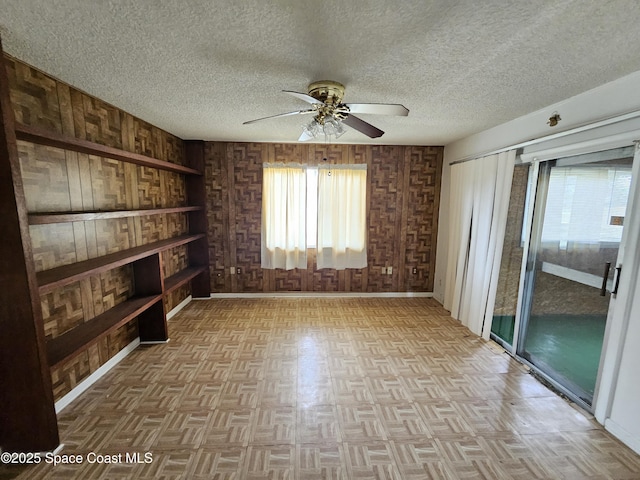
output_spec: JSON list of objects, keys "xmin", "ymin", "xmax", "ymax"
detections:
[
  {"xmin": 345, "ymin": 103, "xmax": 409, "ymax": 116},
  {"xmin": 243, "ymin": 109, "xmax": 315, "ymax": 125},
  {"xmin": 342, "ymin": 114, "xmax": 384, "ymax": 138},
  {"xmin": 283, "ymin": 90, "xmax": 322, "ymax": 104}
]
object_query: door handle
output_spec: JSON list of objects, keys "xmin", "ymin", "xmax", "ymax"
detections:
[
  {"xmin": 600, "ymin": 262, "xmax": 611, "ymax": 296},
  {"xmin": 612, "ymin": 265, "xmax": 622, "ymax": 296}
]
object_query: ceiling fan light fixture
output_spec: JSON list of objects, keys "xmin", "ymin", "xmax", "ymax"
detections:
[
  {"xmin": 302, "ymin": 116, "xmax": 347, "ymax": 141},
  {"xmin": 302, "ymin": 118, "xmax": 320, "ymax": 137},
  {"xmin": 323, "ymin": 116, "xmax": 346, "ymax": 138}
]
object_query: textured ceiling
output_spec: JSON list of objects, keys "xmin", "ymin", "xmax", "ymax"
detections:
[{"xmin": 2, "ymin": 0, "xmax": 640, "ymax": 145}]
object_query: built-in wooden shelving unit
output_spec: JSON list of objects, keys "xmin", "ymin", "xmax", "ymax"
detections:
[
  {"xmin": 24, "ymin": 125, "xmax": 213, "ymax": 355},
  {"xmin": 1, "ymin": 38, "xmax": 211, "ymax": 452}
]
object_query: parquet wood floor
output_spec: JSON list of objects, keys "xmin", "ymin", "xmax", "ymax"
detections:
[{"xmin": 5, "ymin": 298, "xmax": 640, "ymax": 479}]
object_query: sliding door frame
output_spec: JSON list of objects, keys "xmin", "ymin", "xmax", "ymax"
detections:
[
  {"xmin": 500, "ymin": 124, "xmax": 640, "ymax": 415},
  {"xmin": 491, "ymin": 160, "xmax": 539, "ymax": 355}
]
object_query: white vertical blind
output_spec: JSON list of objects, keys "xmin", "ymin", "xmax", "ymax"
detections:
[
  {"xmin": 261, "ymin": 163, "xmax": 307, "ymax": 270},
  {"xmin": 316, "ymin": 164, "xmax": 368, "ymax": 269},
  {"xmin": 444, "ymin": 150, "xmax": 516, "ymax": 338}
]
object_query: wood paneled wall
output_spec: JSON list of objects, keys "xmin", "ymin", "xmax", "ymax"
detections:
[
  {"xmin": 5, "ymin": 55, "xmax": 190, "ymax": 401},
  {"xmin": 205, "ymin": 142, "xmax": 443, "ymax": 293},
  {"xmin": 494, "ymin": 164, "xmax": 529, "ymax": 316}
]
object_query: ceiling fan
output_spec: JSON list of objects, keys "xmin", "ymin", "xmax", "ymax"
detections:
[{"xmin": 243, "ymin": 80, "xmax": 409, "ymax": 141}]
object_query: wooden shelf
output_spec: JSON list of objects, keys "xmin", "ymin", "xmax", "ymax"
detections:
[
  {"xmin": 164, "ymin": 266, "xmax": 208, "ymax": 295},
  {"xmin": 46, "ymin": 294, "xmax": 162, "ymax": 368},
  {"xmin": 15, "ymin": 123, "xmax": 202, "ymax": 176},
  {"xmin": 28, "ymin": 206, "xmax": 203, "ymax": 225},
  {"xmin": 37, "ymin": 234, "xmax": 205, "ymax": 293}
]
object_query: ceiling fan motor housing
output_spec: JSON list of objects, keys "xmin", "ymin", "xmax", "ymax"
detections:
[
  {"xmin": 308, "ymin": 81, "xmax": 345, "ymax": 105},
  {"xmin": 308, "ymin": 81, "xmax": 350, "ymax": 123}
]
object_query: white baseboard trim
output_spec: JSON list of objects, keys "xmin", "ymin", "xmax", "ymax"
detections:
[
  {"xmin": 605, "ymin": 419, "xmax": 640, "ymax": 455},
  {"xmin": 1, "ymin": 443, "xmax": 64, "ymax": 456},
  {"xmin": 167, "ymin": 294, "xmax": 192, "ymax": 320},
  {"xmin": 54, "ymin": 338, "xmax": 140, "ymax": 414},
  {"xmin": 432, "ymin": 292, "xmax": 445, "ymax": 305},
  {"xmin": 207, "ymin": 292, "xmax": 434, "ymax": 299},
  {"xmin": 139, "ymin": 339, "xmax": 170, "ymax": 345}
]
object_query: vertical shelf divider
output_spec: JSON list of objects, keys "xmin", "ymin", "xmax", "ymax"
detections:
[
  {"xmin": 134, "ymin": 253, "xmax": 168, "ymax": 342},
  {"xmin": 185, "ymin": 140, "xmax": 211, "ymax": 298}
]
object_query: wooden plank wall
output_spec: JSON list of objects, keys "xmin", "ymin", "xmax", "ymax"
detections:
[
  {"xmin": 494, "ymin": 164, "xmax": 529, "ymax": 317},
  {"xmin": 5, "ymin": 55, "xmax": 190, "ymax": 401},
  {"xmin": 205, "ymin": 142, "xmax": 443, "ymax": 293}
]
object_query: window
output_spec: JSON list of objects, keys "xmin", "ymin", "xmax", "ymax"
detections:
[
  {"xmin": 541, "ymin": 165, "xmax": 632, "ymax": 246},
  {"xmin": 261, "ymin": 163, "xmax": 307, "ymax": 270},
  {"xmin": 316, "ymin": 164, "xmax": 368, "ymax": 269},
  {"xmin": 261, "ymin": 163, "xmax": 367, "ymax": 270}
]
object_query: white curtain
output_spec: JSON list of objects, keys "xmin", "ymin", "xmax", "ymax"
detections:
[
  {"xmin": 316, "ymin": 164, "xmax": 368, "ymax": 269},
  {"xmin": 261, "ymin": 163, "xmax": 307, "ymax": 270},
  {"xmin": 443, "ymin": 150, "xmax": 516, "ymax": 338}
]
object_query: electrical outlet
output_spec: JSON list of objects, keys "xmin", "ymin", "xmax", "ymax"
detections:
[
  {"xmin": 387, "ymin": 266, "xmax": 393, "ymax": 275},
  {"xmin": 236, "ymin": 267, "xmax": 241, "ymax": 274},
  {"xmin": 412, "ymin": 267, "xmax": 417, "ymax": 274}
]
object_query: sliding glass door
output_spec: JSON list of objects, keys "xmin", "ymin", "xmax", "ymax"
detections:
[{"xmin": 518, "ymin": 148, "xmax": 634, "ymax": 407}]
